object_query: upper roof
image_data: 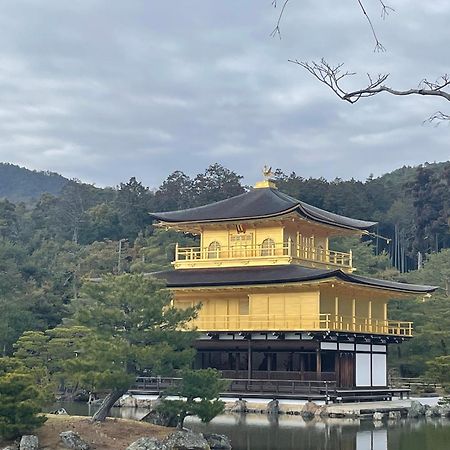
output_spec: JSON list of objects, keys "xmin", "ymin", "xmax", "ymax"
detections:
[
  {"xmin": 150, "ymin": 187, "xmax": 377, "ymax": 231},
  {"xmin": 152, "ymin": 265, "xmax": 437, "ymax": 294}
]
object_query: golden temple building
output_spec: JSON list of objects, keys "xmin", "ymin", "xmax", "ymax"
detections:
[{"xmin": 151, "ymin": 174, "xmax": 436, "ymax": 396}]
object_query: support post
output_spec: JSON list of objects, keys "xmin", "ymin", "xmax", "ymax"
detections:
[
  {"xmin": 247, "ymin": 339, "xmax": 252, "ymax": 381},
  {"xmin": 316, "ymin": 349, "xmax": 321, "ymax": 381},
  {"xmin": 352, "ymin": 298, "xmax": 356, "ymax": 331},
  {"xmin": 299, "ymin": 353, "xmax": 305, "ymax": 381},
  {"xmin": 334, "ymin": 296, "xmax": 339, "ymax": 329}
]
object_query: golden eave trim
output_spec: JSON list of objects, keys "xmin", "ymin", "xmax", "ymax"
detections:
[{"xmin": 169, "ymin": 277, "xmax": 428, "ymax": 298}]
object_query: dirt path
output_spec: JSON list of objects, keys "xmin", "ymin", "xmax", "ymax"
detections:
[{"xmin": 36, "ymin": 414, "xmax": 171, "ymax": 450}]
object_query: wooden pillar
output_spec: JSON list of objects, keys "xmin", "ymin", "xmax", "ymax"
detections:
[
  {"xmin": 316, "ymin": 349, "xmax": 322, "ymax": 381},
  {"xmin": 247, "ymin": 339, "xmax": 252, "ymax": 380},
  {"xmin": 299, "ymin": 353, "xmax": 305, "ymax": 381},
  {"xmin": 368, "ymin": 300, "xmax": 372, "ymax": 333},
  {"xmin": 352, "ymin": 298, "xmax": 356, "ymax": 331},
  {"xmin": 334, "ymin": 296, "xmax": 339, "ymax": 328},
  {"xmin": 335, "ymin": 351, "xmax": 340, "ymax": 387},
  {"xmin": 384, "ymin": 302, "xmax": 388, "ymax": 333}
]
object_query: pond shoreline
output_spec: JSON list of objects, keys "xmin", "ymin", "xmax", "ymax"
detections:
[{"xmin": 113, "ymin": 394, "xmax": 444, "ymax": 421}]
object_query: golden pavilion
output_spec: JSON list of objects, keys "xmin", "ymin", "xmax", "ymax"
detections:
[{"xmin": 151, "ymin": 174, "xmax": 436, "ymax": 395}]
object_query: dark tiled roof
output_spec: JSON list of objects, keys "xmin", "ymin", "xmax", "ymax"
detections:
[
  {"xmin": 152, "ymin": 265, "xmax": 437, "ymax": 294},
  {"xmin": 150, "ymin": 187, "xmax": 377, "ymax": 231}
]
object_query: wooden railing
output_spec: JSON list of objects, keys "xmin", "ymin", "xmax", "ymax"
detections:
[
  {"xmin": 192, "ymin": 313, "xmax": 413, "ymax": 336},
  {"xmin": 130, "ymin": 376, "xmax": 336, "ymax": 396},
  {"xmin": 174, "ymin": 241, "xmax": 352, "ymax": 269}
]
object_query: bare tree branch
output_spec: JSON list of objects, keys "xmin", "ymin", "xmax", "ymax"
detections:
[
  {"xmin": 290, "ymin": 58, "xmax": 450, "ymax": 100},
  {"xmin": 424, "ymin": 111, "xmax": 450, "ymax": 125},
  {"xmin": 356, "ymin": 0, "xmax": 385, "ymax": 51},
  {"xmin": 377, "ymin": 0, "xmax": 395, "ymax": 20},
  {"xmin": 290, "ymin": 59, "xmax": 450, "ymax": 121},
  {"xmin": 272, "ymin": 0, "xmax": 393, "ymax": 49},
  {"xmin": 270, "ymin": 0, "xmax": 290, "ymax": 39}
]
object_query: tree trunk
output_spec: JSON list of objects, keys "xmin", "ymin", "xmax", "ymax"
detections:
[{"xmin": 91, "ymin": 388, "xmax": 127, "ymax": 422}]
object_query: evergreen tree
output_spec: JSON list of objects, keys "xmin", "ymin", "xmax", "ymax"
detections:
[
  {"xmin": 0, "ymin": 358, "xmax": 47, "ymax": 440},
  {"xmin": 154, "ymin": 171, "xmax": 194, "ymax": 211},
  {"xmin": 157, "ymin": 368, "xmax": 227, "ymax": 428},
  {"xmin": 192, "ymin": 163, "xmax": 245, "ymax": 206},
  {"xmin": 65, "ymin": 274, "xmax": 198, "ymax": 421}
]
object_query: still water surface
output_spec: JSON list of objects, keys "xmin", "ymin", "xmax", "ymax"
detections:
[{"xmin": 54, "ymin": 402, "xmax": 450, "ymax": 450}]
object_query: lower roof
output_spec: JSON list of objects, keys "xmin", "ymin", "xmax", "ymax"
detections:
[{"xmin": 152, "ymin": 265, "xmax": 437, "ymax": 294}]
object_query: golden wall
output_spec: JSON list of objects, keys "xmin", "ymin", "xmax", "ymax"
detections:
[{"xmin": 173, "ymin": 282, "xmax": 394, "ymax": 335}]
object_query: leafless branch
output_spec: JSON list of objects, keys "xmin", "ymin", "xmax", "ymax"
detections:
[
  {"xmin": 424, "ymin": 111, "xmax": 450, "ymax": 125},
  {"xmin": 356, "ymin": 0, "xmax": 385, "ymax": 51},
  {"xmin": 270, "ymin": 0, "xmax": 290, "ymax": 39},
  {"xmin": 272, "ymin": 0, "xmax": 394, "ymax": 49},
  {"xmin": 290, "ymin": 59, "xmax": 450, "ymax": 106},
  {"xmin": 378, "ymin": 0, "xmax": 395, "ymax": 20}
]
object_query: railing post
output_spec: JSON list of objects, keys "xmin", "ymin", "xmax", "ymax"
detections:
[
  {"xmin": 175, "ymin": 242, "xmax": 179, "ymax": 261},
  {"xmin": 287, "ymin": 236, "xmax": 292, "ymax": 257},
  {"xmin": 349, "ymin": 249, "xmax": 353, "ymax": 268}
]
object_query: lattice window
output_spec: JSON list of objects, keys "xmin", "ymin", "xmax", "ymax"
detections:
[
  {"xmin": 260, "ymin": 238, "xmax": 275, "ymax": 256},
  {"xmin": 207, "ymin": 241, "xmax": 221, "ymax": 259}
]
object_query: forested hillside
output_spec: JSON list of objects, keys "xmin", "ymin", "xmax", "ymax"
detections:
[
  {"xmin": 0, "ymin": 163, "xmax": 69, "ymax": 203},
  {"xmin": 0, "ymin": 161, "xmax": 449, "ymax": 378}
]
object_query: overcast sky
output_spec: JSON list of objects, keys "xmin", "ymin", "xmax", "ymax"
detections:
[{"xmin": 0, "ymin": 0, "xmax": 449, "ymax": 188}]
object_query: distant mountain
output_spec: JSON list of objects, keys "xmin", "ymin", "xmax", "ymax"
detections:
[{"xmin": 0, "ymin": 163, "xmax": 69, "ymax": 203}]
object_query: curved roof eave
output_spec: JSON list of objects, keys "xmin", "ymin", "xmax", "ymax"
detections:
[
  {"xmin": 151, "ymin": 265, "xmax": 437, "ymax": 295},
  {"xmin": 149, "ymin": 187, "xmax": 377, "ymax": 232}
]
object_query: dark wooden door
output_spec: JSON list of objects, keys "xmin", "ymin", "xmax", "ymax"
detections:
[{"xmin": 338, "ymin": 352, "xmax": 355, "ymax": 387}]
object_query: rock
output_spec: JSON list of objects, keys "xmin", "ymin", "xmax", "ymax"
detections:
[
  {"xmin": 1, "ymin": 445, "xmax": 19, "ymax": 450},
  {"xmin": 163, "ymin": 429, "xmax": 210, "ymax": 450},
  {"xmin": 203, "ymin": 433, "xmax": 232, "ymax": 450},
  {"xmin": 142, "ymin": 409, "xmax": 179, "ymax": 428},
  {"xmin": 50, "ymin": 408, "xmax": 69, "ymax": 415},
  {"xmin": 59, "ymin": 431, "xmax": 90, "ymax": 450},
  {"xmin": 126, "ymin": 437, "xmax": 167, "ymax": 450},
  {"xmin": 19, "ymin": 435, "xmax": 38, "ymax": 450},
  {"xmin": 373, "ymin": 412, "xmax": 384, "ymax": 421},
  {"xmin": 266, "ymin": 399, "xmax": 279, "ymax": 415},
  {"xmin": 229, "ymin": 399, "xmax": 247, "ymax": 413},
  {"xmin": 301, "ymin": 401, "xmax": 320, "ymax": 420},
  {"xmin": 136, "ymin": 399, "xmax": 154, "ymax": 409},
  {"xmin": 120, "ymin": 395, "xmax": 139, "ymax": 408},
  {"xmin": 425, "ymin": 406, "xmax": 440, "ymax": 418},
  {"xmin": 388, "ymin": 411, "xmax": 401, "ymax": 420},
  {"xmin": 73, "ymin": 390, "xmax": 90, "ymax": 402},
  {"xmin": 407, "ymin": 400, "xmax": 428, "ymax": 418}
]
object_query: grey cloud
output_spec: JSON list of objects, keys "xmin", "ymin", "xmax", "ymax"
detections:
[{"xmin": 0, "ymin": 0, "xmax": 448, "ymax": 189}]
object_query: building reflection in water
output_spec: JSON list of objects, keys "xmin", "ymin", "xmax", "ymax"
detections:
[
  {"xmin": 187, "ymin": 414, "xmax": 390, "ymax": 450},
  {"xmin": 356, "ymin": 429, "xmax": 387, "ymax": 450}
]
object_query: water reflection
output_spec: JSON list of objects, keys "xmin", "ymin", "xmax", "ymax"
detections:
[
  {"xmin": 50, "ymin": 402, "xmax": 450, "ymax": 450},
  {"xmin": 187, "ymin": 414, "xmax": 450, "ymax": 450},
  {"xmin": 50, "ymin": 401, "xmax": 149, "ymax": 421}
]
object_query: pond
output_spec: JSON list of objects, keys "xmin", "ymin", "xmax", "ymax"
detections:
[{"xmin": 52, "ymin": 401, "xmax": 450, "ymax": 450}]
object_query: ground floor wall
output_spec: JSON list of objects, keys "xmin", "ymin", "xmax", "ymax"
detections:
[{"xmin": 193, "ymin": 334, "xmax": 388, "ymax": 389}]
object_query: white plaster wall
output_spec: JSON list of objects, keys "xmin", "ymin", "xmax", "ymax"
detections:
[{"xmin": 355, "ymin": 353, "xmax": 371, "ymax": 387}]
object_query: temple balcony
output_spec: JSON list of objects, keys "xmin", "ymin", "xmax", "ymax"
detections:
[
  {"xmin": 173, "ymin": 241, "xmax": 353, "ymax": 271},
  {"xmin": 191, "ymin": 314, "xmax": 413, "ymax": 337}
]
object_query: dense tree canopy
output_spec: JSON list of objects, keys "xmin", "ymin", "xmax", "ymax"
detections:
[{"xmin": 0, "ymin": 161, "xmax": 449, "ymax": 382}]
